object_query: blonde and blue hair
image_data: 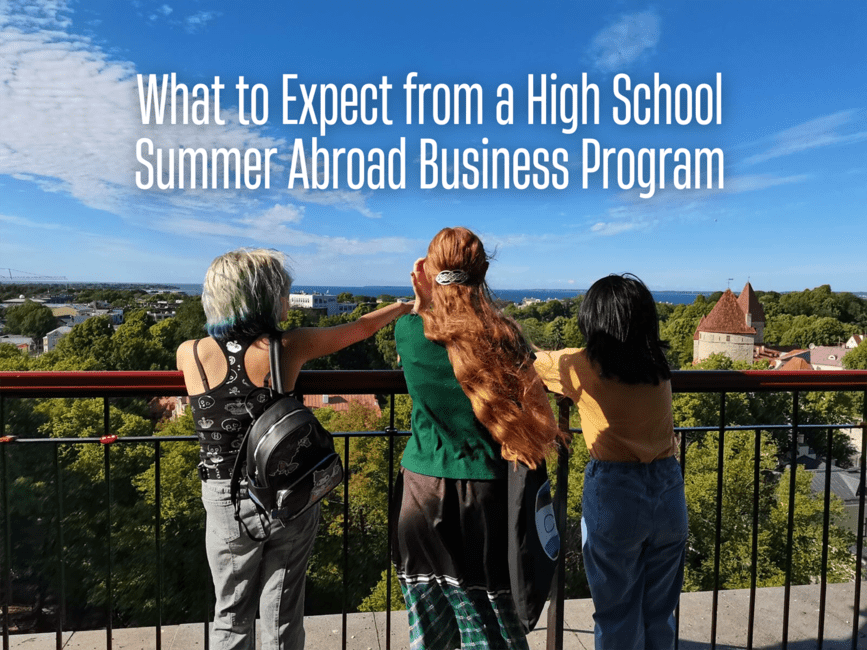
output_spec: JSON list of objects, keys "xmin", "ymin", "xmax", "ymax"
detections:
[{"xmin": 202, "ymin": 248, "xmax": 292, "ymax": 340}]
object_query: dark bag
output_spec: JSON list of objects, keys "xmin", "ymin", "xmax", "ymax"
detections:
[
  {"xmin": 230, "ymin": 333, "xmax": 344, "ymax": 540},
  {"xmin": 507, "ymin": 460, "xmax": 560, "ymax": 633}
]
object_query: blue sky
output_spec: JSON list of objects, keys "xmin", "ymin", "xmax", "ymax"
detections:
[{"xmin": 0, "ymin": 1, "xmax": 865, "ymax": 292}]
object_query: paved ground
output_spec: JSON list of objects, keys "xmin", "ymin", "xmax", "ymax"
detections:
[{"xmin": 7, "ymin": 583, "xmax": 867, "ymax": 649}]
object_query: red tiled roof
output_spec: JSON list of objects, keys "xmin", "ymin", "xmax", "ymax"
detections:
[
  {"xmin": 780, "ymin": 357, "xmax": 812, "ymax": 371},
  {"xmin": 694, "ymin": 289, "xmax": 756, "ymax": 336},
  {"xmin": 737, "ymin": 282, "xmax": 765, "ymax": 322},
  {"xmin": 304, "ymin": 393, "xmax": 382, "ymax": 415}
]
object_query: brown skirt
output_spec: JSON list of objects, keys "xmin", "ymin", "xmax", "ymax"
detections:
[
  {"xmin": 392, "ymin": 469, "xmax": 528, "ymax": 650},
  {"xmin": 392, "ymin": 468, "xmax": 511, "ymax": 593}
]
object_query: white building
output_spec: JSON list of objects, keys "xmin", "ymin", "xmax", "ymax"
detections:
[
  {"xmin": 43, "ymin": 325, "xmax": 73, "ymax": 352},
  {"xmin": 289, "ymin": 293, "xmax": 356, "ymax": 317},
  {"xmin": 845, "ymin": 334, "xmax": 865, "ymax": 349}
]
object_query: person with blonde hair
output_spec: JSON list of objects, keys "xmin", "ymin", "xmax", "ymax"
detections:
[
  {"xmin": 177, "ymin": 248, "xmax": 411, "ymax": 650},
  {"xmin": 392, "ymin": 227, "xmax": 567, "ymax": 650}
]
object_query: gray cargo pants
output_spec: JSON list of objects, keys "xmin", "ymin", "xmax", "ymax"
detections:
[{"xmin": 202, "ymin": 479, "xmax": 320, "ymax": 650}]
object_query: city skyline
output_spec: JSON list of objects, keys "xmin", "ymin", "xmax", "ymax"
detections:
[{"xmin": 0, "ymin": 1, "xmax": 865, "ymax": 291}]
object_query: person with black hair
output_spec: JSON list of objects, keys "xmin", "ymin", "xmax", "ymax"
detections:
[{"xmin": 534, "ymin": 273, "xmax": 687, "ymax": 650}]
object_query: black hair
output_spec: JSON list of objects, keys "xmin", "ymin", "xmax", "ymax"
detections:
[{"xmin": 578, "ymin": 273, "xmax": 671, "ymax": 384}]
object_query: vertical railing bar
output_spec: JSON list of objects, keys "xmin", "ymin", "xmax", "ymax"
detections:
[
  {"xmin": 710, "ymin": 392, "xmax": 726, "ymax": 650},
  {"xmin": 204, "ymin": 571, "xmax": 211, "ymax": 650},
  {"xmin": 817, "ymin": 425, "xmax": 834, "ymax": 650},
  {"xmin": 747, "ymin": 428, "xmax": 761, "ymax": 650},
  {"xmin": 782, "ymin": 391, "xmax": 800, "ymax": 650},
  {"xmin": 342, "ymin": 434, "xmax": 350, "ymax": 650},
  {"xmin": 154, "ymin": 441, "xmax": 162, "ymax": 650},
  {"xmin": 54, "ymin": 443, "xmax": 66, "ymax": 650},
  {"xmin": 1, "ymin": 395, "xmax": 9, "ymax": 650},
  {"xmin": 675, "ymin": 427, "xmax": 687, "ymax": 650},
  {"xmin": 546, "ymin": 396, "xmax": 569, "ymax": 650},
  {"xmin": 852, "ymin": 390, "xmax": 867, "ymax": 650},
  {"xmin": 104, "ymin": 398, "xmax": 113, "ymax": 650},
  {"xmin": 385, "ymin": 393, "xmax": 396, "ymax": 650}
]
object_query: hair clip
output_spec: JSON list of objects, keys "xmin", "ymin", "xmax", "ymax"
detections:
[{"xmin": 435, "ymin": 270, "xmax": 469, "ymax": 286}]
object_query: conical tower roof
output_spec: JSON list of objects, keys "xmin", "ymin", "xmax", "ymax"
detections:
[
  {"xmin": 694, "ymin": 289, "xmax": 756, "ymax": 336},
  {"xmin": 737, "ymin": 282, "xmax": 765, "ymax": 322}
]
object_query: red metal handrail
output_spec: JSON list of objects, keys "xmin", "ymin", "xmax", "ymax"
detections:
[{"xmin": 1, "ymin": 369, "xmax": 866, "ymax": 398}]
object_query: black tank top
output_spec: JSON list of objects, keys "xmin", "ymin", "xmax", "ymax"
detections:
[{"xmin": 189, "ymin": 336, "xmax": 272, "ymax": 472}]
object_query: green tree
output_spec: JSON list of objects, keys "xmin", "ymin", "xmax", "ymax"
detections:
[
  {"xmin": 149, "ymin": 318, "xmax": 184, "ymax": 356},
  {"xmin": 843, "ymin": 341, "xmax": 867, "ymax": 369},
  {"xmin": 172, "ymin": 297, "xmax": 207, "ymax": 341},
  {"xmin": 281, "ymin": 308, "xmax": 310, "ymax": 330},
  {"xmin": 51, "ymin": 315, "xmax": 115, "ymax": 368},
  {"xmin": 544, "ymin": 316, "xmax": 584, "ymax": 349},
  {"xmin": 773, "ymin": 315, "xmax": 855, "ymax": 348},
  {"xmin": 110, "ymin": 311, "xmax": 173, "ymax": 370},
  {"xmin": 26, "ymin": 398, "xmax": 162, "ymax": 625},
  {"xmin": 380, "ymin": 393, "xmax": 413, "ymax": 431},
  {"xmin": 131, "ymin": 411, "xmax": 211, "ymax": 623},
  {"xmin": 0, "ymin": 342, "xmax": 30, "ymax": 370},
  {"xmin": 3, "ymin": 300, "xmax": 56, "ymax": 340},
  {"xmin": 305, "ymin": 402, "xmax": 407, "ymax": 613},
  {"xmin": 659, "ymin": 298, "xmax": 716, "ymax": 368},
  {"xmin": 516, "ymin": 317, "xmax": 548, "ymax": 348},
  {"xmin": 673, "ymin": 354, "xmax": 857, "ymax": 465},
  {"xmin": 683, "ymin": 429, "xmax": 854, "ymax": 591},
  {"xmin": 375, "ymin": 320, "xmax": 400, "ymax": 369}
]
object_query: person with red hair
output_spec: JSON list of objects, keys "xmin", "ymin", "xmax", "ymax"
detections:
[{"xmin": 392, "ymin": 227, "xmax": 567, "ymax": 650}]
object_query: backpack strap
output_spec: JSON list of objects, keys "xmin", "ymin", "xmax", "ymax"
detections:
[
  {"xmin": 269, "ymin": 332, "xmax": 284, "ymax": 394},
  {"xmin": 230, "ymin": 427, "xmax": 270, "ymax": 542},
  {"xmin": 228, "ymin": 331, "xmax": 285, "ymax": 544},
  {"xmin": 192, "ymin": 339, "xmax": 210, "ymax": 392}
]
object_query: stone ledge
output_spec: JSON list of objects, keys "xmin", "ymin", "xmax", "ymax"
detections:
[{"xmin": 7, "ymin": 582, "xmax": 867, "ymax": 649}]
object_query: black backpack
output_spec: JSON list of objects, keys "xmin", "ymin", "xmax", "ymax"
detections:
[
  {"xmin": 507, "ymin": 459, "xmax": 560, "ymax": 632},
  {"xmin": 230, "ymin": 333, "xmax": 344, "ymax": 539}
]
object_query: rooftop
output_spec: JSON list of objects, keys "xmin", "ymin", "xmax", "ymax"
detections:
[
  {"xmin": 694, "ymin": 288, "xmax": 756, "ymax": 338},
  {"xmin": 737, "ymin": 281, "xmax": 766, "ymax": 322}
]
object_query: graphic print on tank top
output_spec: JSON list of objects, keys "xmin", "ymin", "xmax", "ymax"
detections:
[{"xmin": 189, "ymin": 337, "xmax": 272, "ymax": 468}]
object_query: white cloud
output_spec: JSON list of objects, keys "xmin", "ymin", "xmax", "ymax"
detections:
[
  {"xmin": 150, "ymin": 208, "xmax": 416, "ymax": 256},
  {"xmin": 247, "ymin": 203, "xmax": 305, "ymax": 227},
  {"xmin": 0, "ymin": 0, "xmax": 380, "ymax": 231},
  {"xmin": 0, "ymin": 212, "xmax": 70, "ymax": 230},
  {"xmin": 184, "ymin": 10, "xmax": 220, "ymax": 33},
  {"xmin": 587, "ymin": 10, "xmax": 661, "ymax": 74},
  {"xmin": 724, "ymin": 173, "xmax": 810, "ymax": 193},
  {"xmin": 590, "ymin": 220, "xmax": 642, "ymax": 236},
  {"xmin": 286, "ymin": 188, "xmax": 382, "ymax": 219},
  {"xmin": 742, "ymin": 110, "xmax": 867, "ymax": 166}
]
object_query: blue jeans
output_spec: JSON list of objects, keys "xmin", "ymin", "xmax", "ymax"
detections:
[
  {"xmin": 581, "ymin": 456, "xmax": 688, "ymax": 650},
  {"xmin": 202, "ymin": 479, "xmax": 320, "ymax": 650}
]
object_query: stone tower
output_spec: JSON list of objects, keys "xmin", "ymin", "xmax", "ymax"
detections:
[
  {"xmin": 693, "ymin": 289, "xmax": 757, "ymax": 363},
  {"xmin": 736, "ymin": 282, "xmax": 765, "ymax": 345}
]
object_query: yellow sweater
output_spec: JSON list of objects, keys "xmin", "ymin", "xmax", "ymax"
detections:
[{"xmin": 534, "ymin": 348, "xmax": 677, "ymax": 463}]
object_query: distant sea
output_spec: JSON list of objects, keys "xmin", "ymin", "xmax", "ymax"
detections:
[{"xmin": 172, "ymin": 283, "xmax": 714, "ymax": 306}]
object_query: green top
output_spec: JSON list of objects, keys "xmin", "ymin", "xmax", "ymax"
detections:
[{"xmin": 395, "ymin": 313, "xmax": 506, "ymax": 480}]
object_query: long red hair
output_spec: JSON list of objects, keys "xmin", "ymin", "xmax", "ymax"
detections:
[{"xmin": 420, "ymin": 227, "xmax": 566, "ymax": 467}]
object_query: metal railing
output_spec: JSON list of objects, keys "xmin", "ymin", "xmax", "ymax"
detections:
[{"xmin": 1, "ymin": 369, "xmax": 866, "ymax": 650}]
